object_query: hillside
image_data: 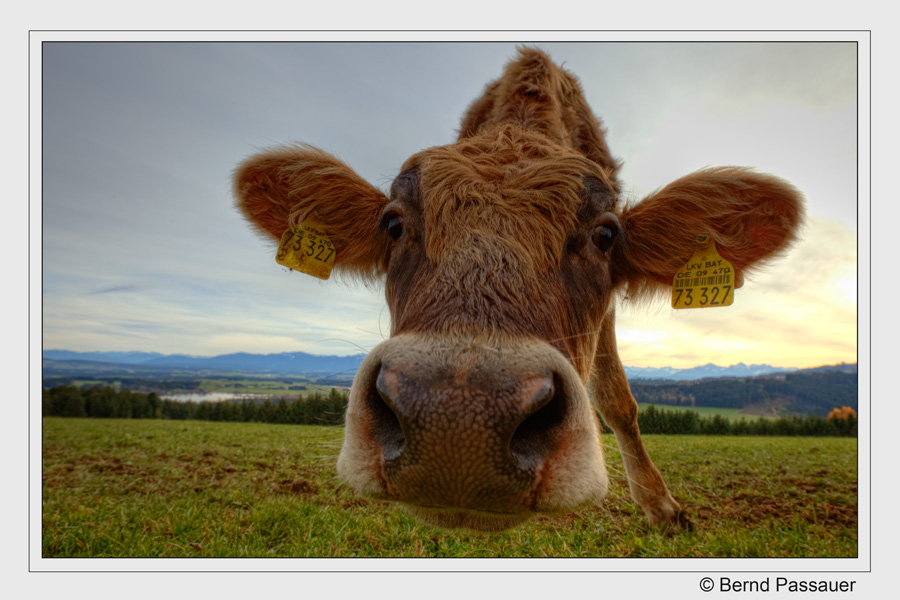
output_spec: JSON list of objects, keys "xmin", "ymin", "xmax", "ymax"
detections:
[{"xmin": 629, "ymin": 370, "xmax": 858, "ymax": 418}]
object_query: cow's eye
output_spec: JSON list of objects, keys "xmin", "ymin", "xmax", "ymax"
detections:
[
  {"xmin": 592, "ymin": 222, "xmax": 618, "ymax": 253},
  {"xmin": 384, "ymin": 213, "xmax": 404, "ymax": 241}
]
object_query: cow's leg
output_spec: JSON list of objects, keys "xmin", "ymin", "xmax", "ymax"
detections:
[{"xmin": 589, "ymin": 308, "xmax": 690, "ymax": 529}]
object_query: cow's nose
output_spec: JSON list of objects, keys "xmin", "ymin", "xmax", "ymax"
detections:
[
  {"xmin": 367, "ymin": 363, "xmax": 566, "ymax": 508},
  {"xmin": 373, "ymin": 367, "xmax": 560, "ymax": 461}
]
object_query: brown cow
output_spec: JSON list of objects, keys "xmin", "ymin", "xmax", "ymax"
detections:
[{"xmin": 234, "ymin": 48, "xmax": 803, "ymax": 531}]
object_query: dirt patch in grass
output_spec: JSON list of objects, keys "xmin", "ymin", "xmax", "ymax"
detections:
[
  {"xmin": 693, "ymin": 490, "xmax": 857, "ymax": 530},
  {"xmin": 279, "ymin": 479, "xmax": 318, "ymax": 495},
  {"xmin": 89, "ymin": 456, "xmax": 150, "ymax": 476}
]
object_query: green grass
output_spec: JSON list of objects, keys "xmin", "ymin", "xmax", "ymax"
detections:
[
  {"xmin": 638, "ymin": 403, "xmax": 776, "ymax": 421},
  {"xmin": 41, "ymin": 418, "xmax": 857, "ymax": 558}
]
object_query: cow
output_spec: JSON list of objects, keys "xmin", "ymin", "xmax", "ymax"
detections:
[{"xmin": 233, "ymin": 47, "xmax": 803, "ymax": 532}]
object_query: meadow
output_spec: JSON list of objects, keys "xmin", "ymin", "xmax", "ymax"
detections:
[{"xmin": 41, "ymin": 417, "xmax": 858, "ymax": 558}]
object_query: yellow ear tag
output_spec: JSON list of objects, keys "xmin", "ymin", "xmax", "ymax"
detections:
[
  {"xmin": 275, "ymin": 217, "xmax": 336, "ymax": 280},
  {"xmin": 672, "ymin": 235, "xmax": 735, "ymax": 309}
]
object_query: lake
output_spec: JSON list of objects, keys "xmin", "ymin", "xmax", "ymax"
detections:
[{"xmin": 162, "ymin": 392, "xmax": 275, "ymax": 403}]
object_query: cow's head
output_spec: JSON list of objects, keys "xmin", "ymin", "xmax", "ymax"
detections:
[{"xmin": 234, "ymin": 48, "xmax": 803, "ymax": 531}]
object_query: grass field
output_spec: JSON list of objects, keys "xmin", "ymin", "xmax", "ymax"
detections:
[{"xmin": 41, "ymin": 417, "xmax": 857, "ymax": 558}]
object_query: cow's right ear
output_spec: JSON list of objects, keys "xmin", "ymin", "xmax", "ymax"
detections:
[{"xmin": 233, "ymin": 145, "xmax": 391, "ymax": 280}]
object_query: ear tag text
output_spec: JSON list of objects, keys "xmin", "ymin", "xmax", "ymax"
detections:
[
  {"xmin": 672, "ymin": 236, "xmax": 735, "ymax": 309},
  {"xmin": 276, "ymin": 218, "xmax": 336, "ymax": 280}
]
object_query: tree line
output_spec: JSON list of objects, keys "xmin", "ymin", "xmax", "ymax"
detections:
[
  {"xmin": 42, "ymin": 385, "xmax": 349, "ymax": 426},
  {"xmin": 631, "ymin": 405, "xmax": 857, "ymax": 437},
  {"xmin": 42, "ymin": 385, "xmax": 856, "ymax": 437}
]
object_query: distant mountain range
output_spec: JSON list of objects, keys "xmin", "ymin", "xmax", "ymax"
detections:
[
  {"xmin": 41, "ymin": 349, "xmax": 856, "ymax": 381},
  {"xmin": 626, "ymin": 362, "xmax": 855, "ymax": 381},
  {"xmin": 42, "ymin": 349, "xmax": 367, "ymax": 376}
]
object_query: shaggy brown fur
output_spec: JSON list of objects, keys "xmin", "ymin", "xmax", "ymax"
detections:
[
  {"xmin": 233, "ymin": 47, "xmax": 804, "ymax": 531},
  {"xmin": 457, "ymin": 48, "xmax": 621, "ymax": 185},
  {"xmin": 408, "ymin": 126, "xmax": 591, "ymax": 268}
]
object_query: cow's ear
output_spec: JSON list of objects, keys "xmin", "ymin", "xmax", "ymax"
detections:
[
  {"xmin": 234, "ymin": 145, "xmax": 391, "ymax": 280},
  {"xmin": 612, "ymin": 167, "xmax": 804, "ymax": 298}
]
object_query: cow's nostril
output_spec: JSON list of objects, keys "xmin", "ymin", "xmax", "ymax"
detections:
[
  {"xmin": 509, "ymin": 374, "xmax": 567, "ymax": 470},
  {"xmin": 369, "ymin": 367, "xmax": 405, "ymax": 460}
]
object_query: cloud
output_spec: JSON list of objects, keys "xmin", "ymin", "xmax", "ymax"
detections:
[
  {"xmin": 42, "ymin": 264, "xmax": 390, "ymax": 356},
  {"xmin": 616, "ymin": 216, "xmax": 858, "ymax": 369},
  {"xmin": 87, "ymin": 283, "xmax": 147, "ymax": 295}
]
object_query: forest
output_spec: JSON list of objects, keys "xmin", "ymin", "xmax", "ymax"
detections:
[{"xmin": 41, "ymin": 384, "xmax": 857, "ymax": 437}]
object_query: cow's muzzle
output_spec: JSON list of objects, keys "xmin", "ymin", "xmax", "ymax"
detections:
[{"xmin": 336, "ymin": 334, "xmax": 609, "ymax": 531}]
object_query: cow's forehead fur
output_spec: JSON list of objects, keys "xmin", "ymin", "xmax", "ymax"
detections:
[{"xmin": 400, "ymin": 124, "xmax": 618, "ymax": 271}]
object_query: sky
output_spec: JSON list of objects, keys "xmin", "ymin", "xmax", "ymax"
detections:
[{"xmin": 39, "ymin": 39, "xmax": 860, "ymax": 369}]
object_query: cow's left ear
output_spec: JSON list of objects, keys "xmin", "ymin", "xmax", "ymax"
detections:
[{"xmin": 611, "ymin": 167, "xmax": 805, "ymax": 297}]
